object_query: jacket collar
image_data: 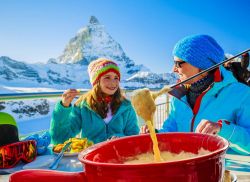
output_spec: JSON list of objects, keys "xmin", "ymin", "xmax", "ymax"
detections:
[{"xmin": 206, "ymin": 66, "xmax": 237, "ymax": 96}]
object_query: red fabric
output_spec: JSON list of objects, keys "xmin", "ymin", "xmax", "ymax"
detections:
[
  {"xmin": 97, "ymin": 96, "xmax": 112, "ymax": 104},
  {"xmin": 190, "ymin": 91, "xmax": 207, "ymax": 132},
  {"xmin": 213, "ymin": 68, "xmax": 222, "ymax": 82},
  {"xmin": 242, "ymin": 53, "xmax": 249, "ymax": 57},
  {"xmin": 217, "ymin": 120, "xmax": 223, "ymax": 129},
  {"xmin": 190, "ymin": 86, "xmax": 211, "ymax": 132},
  {"xmin": 10, "ymin": 170, "xmax": 86, "ymax": 182}
]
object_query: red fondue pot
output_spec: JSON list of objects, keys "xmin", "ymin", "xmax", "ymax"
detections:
[{"xmin": 10, "ymin": 133, "xmax": 229, "ymax": 182}]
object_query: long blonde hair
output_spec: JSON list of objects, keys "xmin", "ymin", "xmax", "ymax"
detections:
[{"xmin": 75, "ymin": 83, "xmax": 125, "ymax": 118}]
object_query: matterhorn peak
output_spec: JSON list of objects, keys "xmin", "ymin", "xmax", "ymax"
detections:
[
  {"xmin": 56, "ymin": 16, "xmax": 151, "ymax": 79},
  {"xmin": 89, "ymin": 16, "xmax": 100, "ymax": 25}
]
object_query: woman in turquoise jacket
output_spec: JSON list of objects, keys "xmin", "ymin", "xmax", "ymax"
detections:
[
  {"xmin": 50, "ymin": 58, "xmax": 139, "ymax": 145},
  {"xmin": 143, "ymin": 35, "xmax": 250, "ymax": 155}
]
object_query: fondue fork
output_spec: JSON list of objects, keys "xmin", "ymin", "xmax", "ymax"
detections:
[{"xmin": 49, "ymin": 141, "xmax": 72, "ymax": 170}]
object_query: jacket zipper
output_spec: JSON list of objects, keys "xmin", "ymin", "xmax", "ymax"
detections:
[
  {"xmin": 105, "ymin": 123, "xmax": 108, "ymax": 139},
  {"xmin": 190, "ymin": 87, "xmax": 211, "ymax": 132}
]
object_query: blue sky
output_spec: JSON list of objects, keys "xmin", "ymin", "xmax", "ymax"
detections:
[{"xmin": 0, "ymin": 0, "xmax": 249, "ymax": 73}]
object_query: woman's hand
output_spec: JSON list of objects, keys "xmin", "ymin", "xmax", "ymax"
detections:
[
  {"xmin": 195, "ymin": 119, "xmax": 221, "ymax": 135},
  {"xmin": 140, "ymin": 125, "xmax": 150, "ymax": 134},
  {"xmin": 61, "ymin": 89, "xmax": 80, "ymax": 107}
]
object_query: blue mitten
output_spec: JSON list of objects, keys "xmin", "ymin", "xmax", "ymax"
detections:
[
  {"xmin": 41, "ymin": 131, "xmax": 51, "ymax": 147},
  {"xmin": 24, "ymin": 132, "xmax": 51, "ymax": 155}
]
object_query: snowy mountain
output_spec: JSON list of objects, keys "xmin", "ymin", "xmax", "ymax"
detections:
[
  {"xmin": 0, "ymin": 16, "xmax": 177, "ymax": 92},
  {"xmin": 57, "ymin": 16, "xmax": 149, "ymax": 80},
  {"xmin": 0, "ymin": 56, "xmax": 89, "ymax": 89},
  {"xmin": 125, "ymin": 71, "xmax": 178, "ymax": 89}
]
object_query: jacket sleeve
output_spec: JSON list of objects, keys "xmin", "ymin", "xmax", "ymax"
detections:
[
  {"xmin": 50, "ymin": 101, "xmax": 82, "ymax": 145},
  {"xmin": 218, "ymin": 92, "xmax": 250, "ymax": 155},
  {"xmin": 123, "ymin": 105, "xmax": 140, "ymax": 136},
  {"xmin": 158, "ymin": 98, "xmax": 178, "ymax": 133}
]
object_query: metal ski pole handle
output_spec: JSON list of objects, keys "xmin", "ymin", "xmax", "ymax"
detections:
[{"xmin": 170, "ymin": 48, "xmax": 250, "ymax": 89}]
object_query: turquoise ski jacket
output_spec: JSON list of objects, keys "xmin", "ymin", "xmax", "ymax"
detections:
[
  {"xmin": 50, "ymin": 99, "xmax": 139, "ymax": 144},
  {"xmin": 159, "ymin": 66, "xmax": 250, "ymax": 155}
]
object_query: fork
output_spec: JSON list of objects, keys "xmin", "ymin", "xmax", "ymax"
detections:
[{"xmin": 49, "ymin": 141, "xmax": 72, "ymax": 170}]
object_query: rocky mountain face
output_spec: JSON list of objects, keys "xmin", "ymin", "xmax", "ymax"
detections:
[
  {"xmin": 0, "ymin": 99, "xmax": 50, "ymax": 119},
  {"xmin": 0, "ymin": 56, "xmax": 41, "ymax": 82},
  {"xmin": 0, "ymin": 56, "xmax": 75, "ymax": 87}
]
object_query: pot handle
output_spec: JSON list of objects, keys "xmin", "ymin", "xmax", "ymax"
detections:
[{"xmin": 9, "ymin": 169, "xmax": 87, "ymax": 182}]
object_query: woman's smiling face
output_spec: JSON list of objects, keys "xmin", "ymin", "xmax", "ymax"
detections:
[{"xmin": 99, "ymin": 72, "xmax": 120, "ymax": 95}]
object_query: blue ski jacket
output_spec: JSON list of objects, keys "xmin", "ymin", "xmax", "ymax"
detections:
[
  {"xmin": 159, "ymin": 66, "xmax": 250, "ymax": 155},
  {"xmin": 50, "ymin": 99, "xmax": 139, "ymax": 144}
]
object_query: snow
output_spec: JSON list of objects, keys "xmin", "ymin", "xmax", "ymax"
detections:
[
  {"xmin": 0, "ymin": 86, "xmax": 16, "ymax": 93},
  {"xmin": 1, "ymin": 86, "xmax": 62, "ymax": 93}
]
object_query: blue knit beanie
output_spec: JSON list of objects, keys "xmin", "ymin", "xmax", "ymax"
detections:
[{"xmin": 173, "ymin": 34, "xmax": 225, "ymax": 70}]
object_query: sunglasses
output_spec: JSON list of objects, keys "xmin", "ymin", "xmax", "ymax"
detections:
[
  {"xmin": 174, "ymin": 61, "xmax": 186, "ymax": 68},
  {"xmin": 0, "ymin": 140, "xmax": 37, "ymax": 169}
]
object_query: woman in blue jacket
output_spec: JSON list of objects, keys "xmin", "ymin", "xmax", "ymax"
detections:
[
  {"xmin": 143, "ymin": 34, "xmax": 250, "ymax": 155},
  {"xmin": 50, "ymin": 58, "xmax": 139, "ymax": 144}
]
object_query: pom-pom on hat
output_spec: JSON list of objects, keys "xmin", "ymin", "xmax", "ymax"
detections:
[
  {"xmin": 173, "ymin": 34, "xmax": 225, "ymax": 70},
  {"xmin": 88, "ymin": 58, "xmax": 120, "ymax": 86}
]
